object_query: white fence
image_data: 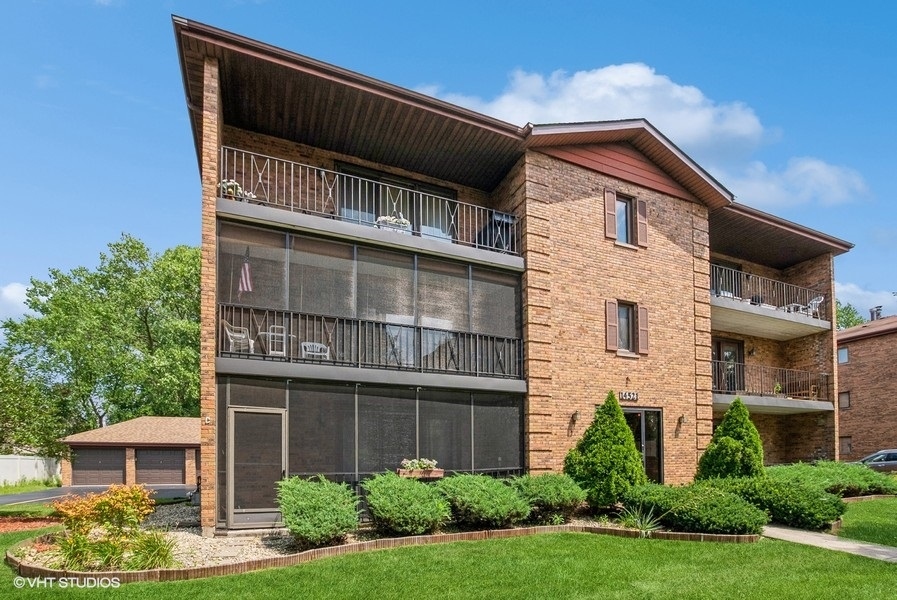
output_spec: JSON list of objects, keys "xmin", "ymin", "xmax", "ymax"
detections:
[{"xmin": 0, "ymin": 455, "xmax": 60, "ymax": 485}]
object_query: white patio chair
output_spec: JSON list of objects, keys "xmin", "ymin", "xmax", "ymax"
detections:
[
  {"xmin": 804, "ymin": 296, "xmax": 824, "ymax": 318},
  {"xmin": 222, "ymin": 320, "xmax": 254, "ymax": 353},
  {"xmin": 300, "ymin": 342, "xmax": 330, "ymax": 360}
]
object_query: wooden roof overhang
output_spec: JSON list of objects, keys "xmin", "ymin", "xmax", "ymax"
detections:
[
  {"xmin": 173, "ymin": 16, "xmax": 526, "ymax": 191},
  {"xmin": 709, "ymin": 203, "xmax": 853, "ymax": 270}
]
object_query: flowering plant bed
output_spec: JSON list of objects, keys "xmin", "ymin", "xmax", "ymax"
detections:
[{"xmin": 396, "ymin": 468, "xmax": 445, "ymax": 479}]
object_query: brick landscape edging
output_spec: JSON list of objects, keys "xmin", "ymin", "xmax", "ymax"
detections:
[{"xmin": 6, "ymin": 525, "xmax": 759, "ymax": 583}]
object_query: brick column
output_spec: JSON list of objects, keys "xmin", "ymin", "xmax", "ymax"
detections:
[
  {"xmin": 125, "ymin": 448, "xmax": 136, "ymax": 485},
  {"xmin": 60, "ymin": 458, "xmax": 73, "ymax": 487},
  {"xmin": 185, "ymin": 447, "xmax": 197, "ymax": 486},
  {"xmin": 199, "ymin": 56, "xmax": 221, "ymax": 536}
]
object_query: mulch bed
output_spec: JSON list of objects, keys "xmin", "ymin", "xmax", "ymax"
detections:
[{"xmin": 0, "ymin": 517, "xmax": 61, "ymax": 533}]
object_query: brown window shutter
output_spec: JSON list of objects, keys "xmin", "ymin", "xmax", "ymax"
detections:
[
  {"xmin": 606, "ymin": 299, "xmax": 619, "ymax": 351},
  {"xmin": 636, "ymin": 199, "xmax": 648, "ymax": 247},
  {"xmin": 638, "ymin": 305, "xmax": 649, "ymax": 354},
  {"xmin": 605, "ymin": 189, "xmax": 617, "ymax": 239}
]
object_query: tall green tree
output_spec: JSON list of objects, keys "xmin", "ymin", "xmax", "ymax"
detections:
[
  {"xmin": 695, "ymin": 397, "xmax": 764, "ymax": 480},
  {"xmin": 563, "ymin": 391, "xmax": 647, "ymax": 508},
  {"xmin": 0, "ymin": 351, "xmax": 67, "ymax": 456},
  {"xmin": 2, "ymin": 235, "xmax": 200, "ymax": 437},
  {"xmin": 836, "ymin": 300, "xmax": 866, "ymax": 330}
]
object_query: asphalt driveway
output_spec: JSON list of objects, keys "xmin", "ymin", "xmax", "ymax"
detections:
[{"xmin": 0, "ymin": 484, "xmax": 194, "ymax": 506}]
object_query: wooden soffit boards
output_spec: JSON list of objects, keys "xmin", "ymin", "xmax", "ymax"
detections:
[{"xmin": 538, "ymin": 143, "xmax": 698, "ymax": 204}]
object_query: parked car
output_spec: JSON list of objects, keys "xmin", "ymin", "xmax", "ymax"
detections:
[{"xmin": 856, "ymin": 450, "xmax": 897, "ymax": 472}]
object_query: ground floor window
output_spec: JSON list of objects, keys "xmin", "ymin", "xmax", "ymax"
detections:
[
  {"xmin": 217, "ymin": 377, "xmax": 524, "ymax": 527},
  {"xmin": 623, "ymin": 408, "xmax": 663, "ymax": 483}
]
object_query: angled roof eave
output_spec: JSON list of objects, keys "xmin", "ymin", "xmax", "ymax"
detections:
[{"xmin": 524, "ymin": 119, "xmax": 734, "ymax": 209}]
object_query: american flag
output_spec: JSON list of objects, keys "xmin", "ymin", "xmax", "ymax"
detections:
[{"xmin": 238, "ymin": 247, "xmax": 253, "ymax": 298}]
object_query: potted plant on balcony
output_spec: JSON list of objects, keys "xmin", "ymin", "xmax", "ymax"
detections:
[
  {"xmin": 397, "ymin": 458, "xmax": 444, "ymax": 479},
  {"xmin": 375, "ymin": 211, "xmax": 411, "ymax": 231},
  {"xmin": 773, "ymin": 382, "xmax": 783, "ymax": 396},
  {"xmin": 218, "ymin": 179, "xmax": 257, "ymax": 201}
]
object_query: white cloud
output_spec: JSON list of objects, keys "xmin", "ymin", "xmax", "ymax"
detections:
[
  {"xmin": 423, "ymin": 63, "xmax": 868, "ymax": 210},
  {"xmin": 835, "ymin": 282, "xmax": 897, "ymax": 318},
  {"xmin": 0, "ymin": 283, "xmax": 28, "ymax": 321},
  {"xmin": 431, "ymin": 63, "xmax": 764, "ymax": 159},
  {"xmin": 716, "ymin": 158, "xmax": 868, "ymax": 209}
]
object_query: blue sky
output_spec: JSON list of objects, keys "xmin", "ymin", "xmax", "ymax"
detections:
[{"xmin": 2, "ymin": 0, "xmax": 895, "ymax": 321}]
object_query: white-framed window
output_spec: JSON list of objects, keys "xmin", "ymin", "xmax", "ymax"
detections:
[
  {"xmin": 838, "ymin": 391, "xmax": 851, "ymax": 409},
  {"xmin": 838, "ymin": 347, "xmax": 849, "ymax": 364}
]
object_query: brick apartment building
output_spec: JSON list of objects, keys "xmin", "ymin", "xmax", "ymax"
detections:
[
  {"xmin": 837, "ymin": 310, "xmax": 897, "ymax": 459},
  {"xmin": 173, "ymin": 17, "xmax": 852, "ymax": 534}
]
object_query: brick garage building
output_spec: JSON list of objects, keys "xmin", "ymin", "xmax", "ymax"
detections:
[
  {"xmin": 837, "ymin": 313, "xmax": 897, "ymax": 459},
  {"xmin": 61, "ymin": 417, "xmax": 199, "ymax": 487},
  {"xmin": 172, "ymin": 17, "xmax": 851, "ymax": 534}
]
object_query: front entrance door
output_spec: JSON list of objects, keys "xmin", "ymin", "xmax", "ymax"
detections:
[
  {"xmin": 227, "ymin": 407, "xmax": 286, "ymax": 528},
  {"xmin": 623, "ymin": 409, "xmax": 663, "ymax": 483}
]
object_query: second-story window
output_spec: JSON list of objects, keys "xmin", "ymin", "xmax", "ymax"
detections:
[
  {"xmin": 606, "ymin": 299, "xmax": 649, "ymax": 355},
  {"xmin": 605, "ymin": 189, "xmax": 648, "ymax": 247},
  {"xmin": 838, "ymin": 347, "xmax": 849, "ymax": 364}
]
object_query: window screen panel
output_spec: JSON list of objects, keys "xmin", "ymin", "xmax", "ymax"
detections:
[
  {"xmin": 419, "ymin": 390, "xmax": 472, "ymax": 471},
  {"xmin": 471, "ymin": 268, "xmax": 520, "ymax": 338},
  {"xmin": 357, "ymin": 248, "xmax": 414, "ymax": 322},
  {"xmin": 288, "ymin": 382, "xmax": 356, "ymax": 478},
  {"xmin": 473, "ymin": 393, "xmax": 523, "ymax": 471},
  {"xmin": 290, "ymin": 236, "xmax": 355, "ymax": 318},
  {"xmin": 227, "ymin": 377, "xmax": 287, "ymax": 408},
  {"xmin": 218, "ymin": 222, "xmax": 287, "ymax": 309},
  {"xmin": 357, "ymin": 386, "xmax": 416, "ymax": 474},
  {"xmin": 417, "ymin": 257, "xmax": 468, "ymax": 331}
]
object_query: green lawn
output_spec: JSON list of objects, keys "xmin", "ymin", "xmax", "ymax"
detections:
[
  {"xmin": 0, "ymin": 502, "xmax": 57, "ymax": 518},
  {"xmin": 839, "ymin": 497, "xmax": 897, "ymax": 547},
  {"xmin": 0, "ymin": 479, "xmax": 59, "ymax": 496},
  {"xmin": 3, "ymin": 530, "xmax": 896, "ymax": 599}
]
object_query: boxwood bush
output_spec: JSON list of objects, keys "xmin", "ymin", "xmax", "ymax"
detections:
[
  {"xmin": 623, "ymin": 483, "xmax": 768, "ymax": 535},
  {"xmin": 361, "ymin": 472, "xmax": 451, "ymax": 535},
  {"xmin": 435, "ymin": 474, "xmax": 530, "ymax": 528},
  {"xmin": 708, "ymin": 476, "xmax": 845, "ymax": 530},
  {"xmin": 276, "ymin": 475, "xmax": 359, "ymax": 547},
  {"xmin": 766, "ymin": 461, "xmax": 897, "ymax": 497},
  {"xmin": 510, "ymin": 473, "xmax": 586, "ymax": 524}
]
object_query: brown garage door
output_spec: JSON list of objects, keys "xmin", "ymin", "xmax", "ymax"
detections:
[
  {"xmin": 136, "ymin": 448, "xmax": 185, "ymax": 484},
  {"xmin": 71, "ymin": 447, "xmax": 125, "ymax": 485}
]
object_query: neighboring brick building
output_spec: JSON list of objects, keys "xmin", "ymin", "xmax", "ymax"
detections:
[
  {"xmin": 173, "ymin": 17, "xmax": 851, "ymax": 534},
  {"xmin": 837, "ymin": 312, "xmax": 897, "ymax": 459},
  {"xmin": 60, "ymin": 417, "xmax": 199, "ymax": 487}
]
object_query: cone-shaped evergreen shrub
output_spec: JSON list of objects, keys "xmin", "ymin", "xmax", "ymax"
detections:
[
  {"xmin": 696, "ymin": 397, "xmax": 764, "ymax": 479},
  {"xmin": 563, "ymin": 391, "xmax": 647, "ymax": 508}
]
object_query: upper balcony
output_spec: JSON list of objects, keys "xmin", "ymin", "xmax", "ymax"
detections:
[
  {"xmin": 712, "ymin": 360, "xmax": 832, "ymax": 414},
  {"xmin": 710, "ymin": 265, "xmax": 831, "ymax": 341},
  {"xmin": 219, "ymin": 147, "xmax": 519, "ymax": 256}
]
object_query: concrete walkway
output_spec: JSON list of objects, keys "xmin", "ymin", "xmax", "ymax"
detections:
[{"xmin": 763, "ymin": 525, "xmax": 897, "ymax": 563}]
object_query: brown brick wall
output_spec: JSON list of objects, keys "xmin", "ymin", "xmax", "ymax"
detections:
[
  {"xmin": 199, "ymin": 57, "xmax": 221, "ymax": 536},
  {"xmin": 520, "ymin": 150, "xmax": 710, "ymax": 483},
  {"xmin": 124, "ymin": 448, "xmax": 136, "ymax": 484},
  {"xmin": 838, "ymin": 329, "xmax": 897, "ymax": 459},
  {"xmin": 60, "ymin": 458, "xmax": 72, "ymax": 487}
]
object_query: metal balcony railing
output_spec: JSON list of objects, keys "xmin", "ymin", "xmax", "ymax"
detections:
[
  {"xmin": 218, "ymin": 303, "xmax": 523, "ymax": 379},
  {"xmin": 711, "ymin": 265, "xmax": 827, "ymax": 318},
  {"xmin": 711, "ymin": 360, "xmax": 831, "ymax": 401},
  {"xmin": 219, "ymin": 147, "xmax": 519, "ymax": 255}
]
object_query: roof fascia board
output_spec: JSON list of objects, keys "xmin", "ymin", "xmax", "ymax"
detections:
[
  {"xmin": 719, "ymin": 203, "xmax": 854, "ymax": 255},
  {"xmin": 174, "ymin": 17, "xmax": 524, "ymax": 140}
]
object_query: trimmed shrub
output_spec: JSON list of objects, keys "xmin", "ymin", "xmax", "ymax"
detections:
[
  {"xmin": 696, "ymin": 397, "xmax": 764, "ymax": 479},
  {"xmin": 709, "ymin": 476, "xmax": 845, "ymax": 530},
  {"xmin": 510, "ymin": 473, "xmax": 586, "ymax": 524},
  {"xmin": 767, "ymin": 461, "xmax": 897, "ymax": 497},
  {"xmin": 362, "ymin": 472, "xmax": 451, "ymax": 535},
  {"xmin": 563, "ymin": 391, "xmax": 647, "ymax": 508},
  {"xmin": 435, "ymin": 474, "xmax": 530, "ymax": 528},
  {"xmin": 623, "ymin": 483, "xmax": 768, "ymax": 535},
  {"xmin": 276, "ymin": 475, "xmax": 359, "ymax": 547}
]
